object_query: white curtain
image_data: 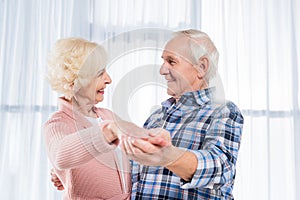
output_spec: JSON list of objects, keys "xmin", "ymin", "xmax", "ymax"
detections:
[
  {"xmin": 200, "ymin": 0, "xmax": 300, "ymax": 200},
  {"xmin": 0, "ymin": 0, "xmax": 299, "ymax": 200}
]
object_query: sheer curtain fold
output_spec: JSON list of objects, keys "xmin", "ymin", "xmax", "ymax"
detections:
[
  {"xmin": 0, "ymin": 0, "xmax": 299, "ymax": 200},
  {"xmin": 290, "ymin": 0, "xmax": 300, "ymax": 198},
  {"xmin": 201, "ymin": 1, "xmax": 299, "ymax": 199},
  {"xmin": 0, "ymin": 0, "xmax": 76, "ymax": 199}
]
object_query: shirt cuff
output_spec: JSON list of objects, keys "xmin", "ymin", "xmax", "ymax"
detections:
[{"xmin": 179, "ymin": 149, "xmax": 204, "ymax": 189}]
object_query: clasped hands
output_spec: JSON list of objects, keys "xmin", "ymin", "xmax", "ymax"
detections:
[{"xmin": 101, "ymin": 120, "xmax": 185, "ymax": 167}]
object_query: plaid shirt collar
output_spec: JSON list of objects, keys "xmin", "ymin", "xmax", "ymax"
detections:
[{"xmin": 161, "ymin": 87, "xmax": 216, "ymax": 115}]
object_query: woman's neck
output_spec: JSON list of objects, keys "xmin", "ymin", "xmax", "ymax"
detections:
[{"xmin": 69, "ymin": 97, "xmax": 98, "ymax": 118}]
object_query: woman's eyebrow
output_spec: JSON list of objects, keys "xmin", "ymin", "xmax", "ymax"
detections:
[{"xmin": 96, "ymin": 69, "xmax": 105, "ymax": 75}]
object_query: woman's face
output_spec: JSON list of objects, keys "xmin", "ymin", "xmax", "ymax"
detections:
[
  {"xmin": 84, "ymin": 69, "xmax": 112, "ymax": 104},
  {"xmin": 94, "ymin": 70, "xmax": 112, "ymax": 103}
]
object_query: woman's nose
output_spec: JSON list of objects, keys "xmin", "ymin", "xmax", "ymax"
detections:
[{"xmin": 104, "ymin": 72, "xmax": 112, "ymax": 84}]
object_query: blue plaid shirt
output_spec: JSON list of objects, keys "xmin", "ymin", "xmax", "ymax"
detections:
[{"xmin": 131, "ymin": 88, "xmax": 244, "ymax": 200}]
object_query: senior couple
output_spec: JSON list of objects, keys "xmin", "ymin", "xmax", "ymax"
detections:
[{"xmin": 44, "ymin": 29, "xmax": 244, "ymax": 200}]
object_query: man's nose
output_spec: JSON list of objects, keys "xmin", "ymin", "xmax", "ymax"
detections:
[{"xmin": 159, "ymin": 63, "xmax": 169, "ymax": 75}]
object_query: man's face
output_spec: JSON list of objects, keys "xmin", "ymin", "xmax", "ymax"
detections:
[{"xmin": 160, "ymin": 36, "xmax": 200, "ymax": 99}]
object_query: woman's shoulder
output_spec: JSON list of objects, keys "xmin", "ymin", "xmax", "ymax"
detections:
[
  {"xmin": 44, "ymin": 110, "xmax": 72, "ymax": 127},
  {"xmin": 43, "ymin": 111, "xmax": 76, "ymax": 139},
  {"xmin": 95, "ymin": 108, "xmax": 121, "ymax": 121}
]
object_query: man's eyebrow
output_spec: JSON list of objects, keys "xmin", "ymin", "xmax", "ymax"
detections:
[{"xmin": 161, "ymin": 55, "xmax": 178, "ymax": 61}]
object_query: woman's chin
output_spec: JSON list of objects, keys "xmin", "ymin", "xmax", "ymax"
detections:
[{"xmin": 95, "ymin": 96, "xmax": 104, "ymax": 104}]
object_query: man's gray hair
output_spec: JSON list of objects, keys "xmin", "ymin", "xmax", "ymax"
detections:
[{"xmin": 174, "ymin": 29, "xmax": 219, "ymax": 82}]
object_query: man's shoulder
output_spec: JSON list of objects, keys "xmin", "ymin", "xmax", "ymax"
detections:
[{"xmin": 208, "ymin": 100, "xmax": 244, "ymax": 122}]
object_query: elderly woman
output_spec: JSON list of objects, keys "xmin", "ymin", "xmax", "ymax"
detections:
[{"xmin": 44, "ymin": 38, "xmax": 131, "ymax": 200}]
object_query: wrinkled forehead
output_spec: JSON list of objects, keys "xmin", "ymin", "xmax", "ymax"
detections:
[{"xmin": 163, "ymin": 35, "xmax": 195, "ymax": 64}]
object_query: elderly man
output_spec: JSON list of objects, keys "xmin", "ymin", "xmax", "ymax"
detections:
[{"xmin": 116, "ymin": 29, "xmax": 244, "ymax": 199}]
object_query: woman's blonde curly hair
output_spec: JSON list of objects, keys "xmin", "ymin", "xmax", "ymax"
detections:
[{"xmin": 47, "ymin": 38, "xmax": 107, "ymax": 100}]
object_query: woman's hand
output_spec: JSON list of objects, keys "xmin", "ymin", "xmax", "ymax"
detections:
[
  {"xmin": 101, "ymin": 120, "xmax": 170, "ymax": 148},
  {"xmin": 50, "ymin": 169, "xmax": 64, "ymax": 191},
  {"xmin": 102, "ymin": 120, "xmax": 150, "ymax": 139},
  {"xmin": 100, "ymin": 121, "xmax": 119, "ymax": 145}
]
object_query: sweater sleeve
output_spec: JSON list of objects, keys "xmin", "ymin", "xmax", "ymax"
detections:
[{"xmin": 44, "ymin": 117, "xmax": 115, "ymax": 170}]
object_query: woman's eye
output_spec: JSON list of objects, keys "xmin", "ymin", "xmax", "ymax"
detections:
[{"xmin": 97, "ymin": 71, "xmax": 104, "ymax": 77}]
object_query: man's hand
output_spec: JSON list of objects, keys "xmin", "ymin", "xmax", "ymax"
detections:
[
  {"xmin": 120, "ymin": 128, "xmax": 186, "ymax": 167},
  {"xmin": 50, "ymin": 169, "xmax": 64, "ymax": 191}
]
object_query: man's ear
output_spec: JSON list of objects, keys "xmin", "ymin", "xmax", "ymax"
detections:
[{"xmin": 196, "ymin": 57, "xmax": 209, "ymax": 79}]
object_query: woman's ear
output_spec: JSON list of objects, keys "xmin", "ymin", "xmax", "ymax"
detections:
[{"xmin": 196, "ymin": 57, "xmax": 209, "ymax": 79}]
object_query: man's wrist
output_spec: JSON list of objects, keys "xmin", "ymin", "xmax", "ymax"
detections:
[{"xmin": 166, "ymin": 151, "xmax": 197, "ymax": 181}]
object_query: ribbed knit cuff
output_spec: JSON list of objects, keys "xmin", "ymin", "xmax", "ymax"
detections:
[
  {"xmin": 98, "ymin": 120, "xmax": 112, "ymax": 132},
  {"xmin": 90, "ymin": 124, "xmax": 116, "ymax": 153}
]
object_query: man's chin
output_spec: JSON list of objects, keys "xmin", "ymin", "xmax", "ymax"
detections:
[{"xmin": 167, "ymin": 88, "xmax": 176, "ymax": 97}]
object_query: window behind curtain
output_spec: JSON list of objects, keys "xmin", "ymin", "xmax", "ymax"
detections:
[{"xmin": 0, "ymin": 0, "xmax": 299, "ymax": 200}]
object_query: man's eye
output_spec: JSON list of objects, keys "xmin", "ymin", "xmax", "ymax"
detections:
[{"xmin": 168, "ymin": 60, "xmax": 176, "ymax": 65}]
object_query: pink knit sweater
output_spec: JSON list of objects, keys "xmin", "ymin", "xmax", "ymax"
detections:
[{"xmin": 43, "ymin": 98, "xmax": 131, "ymax": 199}]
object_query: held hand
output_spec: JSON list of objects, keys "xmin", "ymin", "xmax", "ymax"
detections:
[
  {"xmin": 120, "ymin": 128, "xmax": 186, "ymax": 167},
  {"xmin": 103, "ymin": 120, "xmax": 150, "ymax": 139},
  {"xmin": 99, "ymin": 120, "xmax": 119, "ymax": 145},
  {"xmin": 50, "ymin": 169, "xmax": 64, "ymax": 191}
]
